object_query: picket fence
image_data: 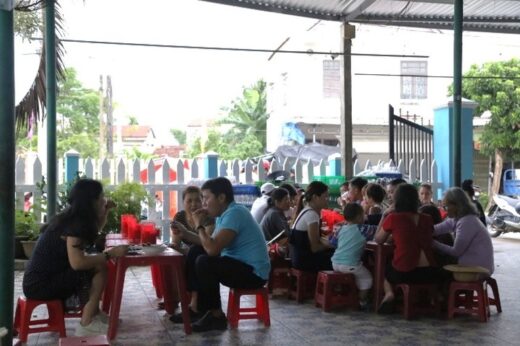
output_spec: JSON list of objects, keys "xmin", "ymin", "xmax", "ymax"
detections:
[{"xmin": 14, "ymin": 154, "xmax": 440, "ymax": 241}]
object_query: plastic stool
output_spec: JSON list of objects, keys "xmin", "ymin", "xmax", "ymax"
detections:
[
  {"xmin": 484, "ymin": 277, "xmax": 502, "ymax": 314},
  {"xmin": 448, "ymin": 280, "xmax": 488, "ymax": 322},
  {"xmin": 268, "ymin": 264, "xmax": 291, "ymax": 295},
  {"xmin": 314, "ymin": 271, "xmax": 359, "ymax": 312},
  {"xmin": 288, "ymin": 268, "xmax": 317, "ymax": 303},
  {"xmin": 13, "ymin": 296, "xmax": 66, "ymax": 342},
  {"xmin": 59, "ymin": 335, "xmax": 110, "ymax": 346},
  {"xmin": 395, "ymin": 283, "xmax": 440, "ymax": 320},
  {"xmin": 227, "ymin": 286, "xmax": 270, "ymax": 329}
]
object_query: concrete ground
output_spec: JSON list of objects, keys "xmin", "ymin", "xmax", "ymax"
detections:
[{"xmin": 11, "ymin": 234, "xmax": 520, "ymax": 346}]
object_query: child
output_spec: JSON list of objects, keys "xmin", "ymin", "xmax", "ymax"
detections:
[{"xmin": 331, "ymin": 203, "xmax": 373, "ymax": 309}]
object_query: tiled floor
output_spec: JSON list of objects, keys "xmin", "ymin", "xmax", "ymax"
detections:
[{"xmin": 12, "ymin": 235, "xmax": 520, "ymax": 345}]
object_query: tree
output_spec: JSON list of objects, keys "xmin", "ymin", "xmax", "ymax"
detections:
[
  {"xmin": 128, "ymin": 116, "xmax": 139, "ymax": 125},
  {"xmin": 55, "ymin": 68, "xmax": 101, "ymax": 158},
  {"xmin": 187, "ymin": 129, "xmax": 262, "ymax": 160},
  {"xmin": 170, "ymin": 128, "xmax": 187, "ymax": 145},
  {"xmin": 460, "ymin": 59, "xmax": 520, "ymax": 200},
  {"xmin": 218, "ymin": 80, "xmax": 269, "ymax": 148}
]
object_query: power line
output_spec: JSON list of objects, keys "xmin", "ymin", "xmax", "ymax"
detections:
[{"xmin": 30, "ymin": 37, "xmax": 429, "ymax": 59}]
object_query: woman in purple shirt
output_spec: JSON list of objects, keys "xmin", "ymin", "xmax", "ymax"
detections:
[{"xmin": 433, "ymin": 187, "xmax": 494, "ymax": 275}]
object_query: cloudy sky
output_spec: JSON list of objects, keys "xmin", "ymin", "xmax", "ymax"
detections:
[{"xmin": 16, "ymin": 0, "xmax": 320, "ymax": 142}]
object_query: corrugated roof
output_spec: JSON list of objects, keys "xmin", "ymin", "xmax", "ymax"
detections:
[{"xmin": 202, "ymin": 0, "xmax": 520, "ymax": 34}]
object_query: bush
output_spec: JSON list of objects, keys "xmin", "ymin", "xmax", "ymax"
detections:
[
  {"xmin": 103, "ymin": 182, "xmax": 150, "ymax": 234},
  {"xmin": 15, "ymin": 209, "xmax": 39, "ymax": 240}
]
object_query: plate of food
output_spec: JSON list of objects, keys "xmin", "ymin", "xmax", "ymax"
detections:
[{"xmin": 140, "ymin": 244, "xmax": 168, "ymax": 255}]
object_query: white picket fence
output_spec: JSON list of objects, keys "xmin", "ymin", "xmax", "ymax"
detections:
[{"xmin": 15, "ymin": 154, "xmax": 440, "ymax": 241}]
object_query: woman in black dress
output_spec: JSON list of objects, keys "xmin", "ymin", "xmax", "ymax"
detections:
[{"xmin": 22, "ymin": 179, "xmax": 128, "ymax": 336}]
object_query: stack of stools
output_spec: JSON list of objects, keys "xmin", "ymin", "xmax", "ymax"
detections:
[
  {"xmin": 448, "ymin": 276, "xmax": 502, "ymax": 322},
  {"xmin": 395, "ymin": 283, "xmax": 440, "ymax": 320},
  {"xmin": 13, "ymin": 297, "xmax": 67, "ymax": 343},
  {"xmin": 314, "ymin": 271, "xmax": 359, "ymax": 312},
  {"xmin": 288, "ymin": 268, "xmax": 317, "ymax": 303},
  {"xmin": 59, "ymin": 335, "xmax": 110, "ymax": 346},
  {"xmin": 227, "ymin": 286, "xmax": 270, "ymax": 329}
]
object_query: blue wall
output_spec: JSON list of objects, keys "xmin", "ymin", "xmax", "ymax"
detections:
[{"xmin": 433, "ymin": 99, "xmax": 477, "ymax": 200}]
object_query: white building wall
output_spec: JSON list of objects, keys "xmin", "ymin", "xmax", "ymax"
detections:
[{"xmin": 266, "ymin": 23, "xmax": 520, "ymax": 152}]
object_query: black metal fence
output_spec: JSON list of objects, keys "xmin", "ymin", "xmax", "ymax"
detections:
[{"xmin": 389, "ymin": 104, "xmax": 433, "ymax": 181}]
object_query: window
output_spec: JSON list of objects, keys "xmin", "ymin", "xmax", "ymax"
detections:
[
  {"xmin": 400, "ymin": 61, "xmax": 427, "ymax": 99},
  {"xmin": 323, "ymin": 60, "xmax": 341, "ymax": 98}
]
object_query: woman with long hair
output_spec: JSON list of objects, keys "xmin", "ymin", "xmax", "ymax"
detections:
[
  {"xmin": 23, "ymin": 179, "xmax": 128, "ymax": 336},
  {"xmin": 434, "ymin": 187, "xmax": 494, "ymax": 275},
  {"xmin": 375, "ymin": 183, "xmax": 442, "ymax": 313},
  {"xmin": 289, "ymin": 181, "xmax": 334, "ymax": 272}
]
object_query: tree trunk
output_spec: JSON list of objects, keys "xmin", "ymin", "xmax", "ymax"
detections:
[{"xmin": 487, "ymin": 149, "xmax": 504, "ymax": 212}]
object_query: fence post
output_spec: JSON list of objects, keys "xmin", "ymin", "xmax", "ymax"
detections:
[
  {"xmin": 203, "ymin": 151, "xmax": 218, "ymax": 179},
  {"xmin": 328, "ymin": 153, "xmax": 342, "ymax": 176},
  {"xmin": 64, "ymin": 149, "xmax": 80, "ymax": 182}
]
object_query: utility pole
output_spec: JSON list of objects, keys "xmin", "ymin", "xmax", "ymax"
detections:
[
  {"xmin": 98, "ymin": 75, "xmax": 105, "ymax": 158},
  {"xmin": 106, "ymin": 75, "xmax": 113, "ymax": 156}
]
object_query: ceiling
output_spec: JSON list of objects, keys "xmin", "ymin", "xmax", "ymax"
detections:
[{"xmin": 202, "ymin": 0, "xmax": 520, "ymax": 34}]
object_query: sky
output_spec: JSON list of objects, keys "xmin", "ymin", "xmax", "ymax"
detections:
[{"xmin": 15, "ymin": 0, "xmax": 321, "ymax": 142}]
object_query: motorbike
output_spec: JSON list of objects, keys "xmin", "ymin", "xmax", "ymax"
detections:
[{"xmin": 487, "ymin": 194, "xmax": 520, "ymax": 237}]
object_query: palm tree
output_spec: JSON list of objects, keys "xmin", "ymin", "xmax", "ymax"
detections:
[
  {"xmin": 14, "ymin": 0, "xmax": 65, "ymax": 132},
  {"xmin": 218, "ymin": 80, "xmax": 269, "ymax": 148}
]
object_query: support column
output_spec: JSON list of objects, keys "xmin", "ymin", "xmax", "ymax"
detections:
[
  {"xmin": 0, "ymin": 3, "xmax": 15, "ymax": 344},
  {"xmin": 453, "ymin": 0, "xmax": 463, "ymax": 187},
  {"xmin": 340, "ymin": 23, "xmax": 355, "ymax": 178},
  {"xmin": 45, "ymin": 0, "xmax": 57, "ymax": 218}
]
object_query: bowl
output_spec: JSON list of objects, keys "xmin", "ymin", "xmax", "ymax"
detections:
[
  {"xmin": 141, "ymin": 244, "xmax": 167, "ymax": 255},
  {"xmin": 443, "ymin": 264, "xmax": 490, "ymax": 282}
]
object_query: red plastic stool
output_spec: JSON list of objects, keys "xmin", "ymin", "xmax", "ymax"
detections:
[
  {"xmin": 448, "ymin": 280, "xmax": 488, "ymax": 322},
  {"xmin": 227, "ymin": 286, "xmax": 270, "ymax": 329},
  {"xmin": 395, "ymin": 283, "xmax": 440, "ymax": 320},
  {"xmin": 484, "ymin": 277, "xmax": 502, "ymax": 314},
  {"xmin": 288, "ymin": 268, "xmax": 317, "ymax": 303},
  {"xmin": 268, "ymin": 259, "xmax": 291, "ymax": 295},
  {"xmin": 59, "ymin": 335, "xmax": 110, "ymax": 346},
  {"xmin": 314, "ymin": 271, "xmax": 359, "ymax": 312},
  {"xmin": 13, "ymin": 296, "xmax": 66, "ymax": 342}
]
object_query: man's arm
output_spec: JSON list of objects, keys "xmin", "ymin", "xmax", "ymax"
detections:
[{"xmin": 198, "ymin": 225, "xmax": 235, "ymax": 256}]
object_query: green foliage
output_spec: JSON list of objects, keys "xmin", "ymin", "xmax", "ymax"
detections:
[
  {"xmin": 14, "ymin": 9, "xmax": 41, "ymax": 41},
  {"xmin": 187, "ymin": 130, "xmax": 263, "ymax": 160},
  {"xmin": 460, "ymin": 59, "xmax": 520, "ymax": 160},
  {"xmin": 187, "ymin": 80, "xmax": 268, "ymax": 159},
  {"xmin": 57, "ymin": 172, "xmax": 87, "ymax": 214},
  {"xmin": 478, "ymin": 192, "xmax": 489, "ymax": 210},
  {"xmin": 123, "ymin": 147, "xmax": 156, "ymax": 161},
  {"xmin": 128, "ymin": 116, "xmax": 139, "ymax": 125},
  {"xmin": 218, "ymin": 80, "xmax": 269, "ymax": 148},
  {"xmin": 56, "ymin": 68, "xmax": 101, "ymax": 158},
  {"xmin": 15, "ymin": 210, "xmax": 39, "ymax": 240},
  {"xmin": 170, "ymin": 128, "xmax": 187, "ymax": 145},
  {"xmin": 103, "ymin": 182, "xmax": 151, "ymax": 234}
]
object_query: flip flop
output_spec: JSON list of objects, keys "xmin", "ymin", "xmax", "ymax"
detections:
[{"xmin": 378, "ymin": 299, "xmax": 396, "ymax": 314}]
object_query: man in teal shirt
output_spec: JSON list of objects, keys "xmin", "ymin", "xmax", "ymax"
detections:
[{"xmin": 191, "ymin": 177, "xmax": 270, "ymax": 332}]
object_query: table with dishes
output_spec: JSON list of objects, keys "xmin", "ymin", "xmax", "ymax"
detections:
[{"xmin": 103, "ymin": 231, "xmax": 192, "ymax": 339}]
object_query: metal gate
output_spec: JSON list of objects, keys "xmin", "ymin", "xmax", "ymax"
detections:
[{"xmin": 388, "ymin": 105, "xmax": 433, "ymax": 181}]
